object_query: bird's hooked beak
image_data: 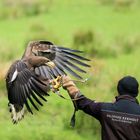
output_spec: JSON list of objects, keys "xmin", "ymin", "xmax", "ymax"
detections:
[{"xmin": 45, "ymin": 61, "xmax": 55, "ymax": 68}]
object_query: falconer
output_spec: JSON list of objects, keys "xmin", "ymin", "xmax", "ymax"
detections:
[{"xmin": 62, "ymin": 75, "xmax": 140, "ymax": 140}]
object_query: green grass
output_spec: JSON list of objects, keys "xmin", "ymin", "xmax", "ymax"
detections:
[
  {"xmin": 1, "ymin": 0, "xmax": 140, "ymax": 140},
  {"xmin": 0, "ymin": 0, "xmax": 140, "ymax": 61}
]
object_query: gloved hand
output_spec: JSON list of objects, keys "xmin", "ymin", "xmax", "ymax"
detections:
[{"xmin": 62, "ymin": 75, "xmax": 79, "ymax": 98}]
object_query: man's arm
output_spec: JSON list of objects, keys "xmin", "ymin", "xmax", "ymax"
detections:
[{"xmin": 62, "ymin": 76, "xmax": 101, "ymax": 120}]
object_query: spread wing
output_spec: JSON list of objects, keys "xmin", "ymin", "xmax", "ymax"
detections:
[
  {"xmin": 33, "ymin": 41, "xmax": 90, "ymax": 80},
  {"xmin": 6, "ymin": 60, "xmax": 49, "ymax": 114}
]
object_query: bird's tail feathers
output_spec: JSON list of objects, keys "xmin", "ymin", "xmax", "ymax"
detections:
[{"xmin": 9, "ymin": 103, "xmax": 24, "ymax": 124}]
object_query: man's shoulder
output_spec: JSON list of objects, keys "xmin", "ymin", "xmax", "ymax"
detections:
[
  {"xmin": 100, "ymin": 102, "xmax": 114, "ymax": 111},
  {"xmin": 100, "ymin": 100, "xmax": 140, "ymax": 116}
]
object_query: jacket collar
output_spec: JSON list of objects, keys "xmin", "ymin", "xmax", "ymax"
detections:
[{"xmin": 115, "ymin": 95, "xmax": 139, "ymax": 104}]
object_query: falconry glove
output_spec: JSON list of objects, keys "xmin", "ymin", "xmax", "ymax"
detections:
[{"xmin": 62, "ymin": 76, "xmax": 80, "ymax": 99}]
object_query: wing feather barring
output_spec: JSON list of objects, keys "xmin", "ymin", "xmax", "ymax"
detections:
[{"xmin": 5, "ymin": 40, "xmax": 90, "ymax": 124}]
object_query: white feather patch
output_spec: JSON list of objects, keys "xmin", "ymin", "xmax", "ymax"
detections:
[
  {"xmin": 9, "ymin": 104, "xmax": 24, "ymax": 124},
  {"xmin": 10, "ymin": 69, "xmax": 18, "ymax": 82}
]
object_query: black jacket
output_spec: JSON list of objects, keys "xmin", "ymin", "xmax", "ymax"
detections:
[{"xmin": 76, "ymin": 95, "xmax": 140, "ymax": 140}]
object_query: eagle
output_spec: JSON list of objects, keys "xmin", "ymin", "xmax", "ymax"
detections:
[{"xmin": 5, "ymin": 40, "xmax": 90, "ymax": 124}]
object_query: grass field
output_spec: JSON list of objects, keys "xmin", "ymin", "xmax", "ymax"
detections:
[{"xmin": 0, "ymin": 0, "xmax": 140, "ymax": 140}]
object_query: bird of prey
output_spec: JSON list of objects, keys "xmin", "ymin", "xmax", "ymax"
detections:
[{"xmin": 5, "ymin": 40, "xmax": 90, "ymax": 124}]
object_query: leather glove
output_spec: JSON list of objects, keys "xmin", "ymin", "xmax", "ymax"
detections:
[{"xmin": 62, "ymin": 75, "xmax": 79, "ymax": 98}]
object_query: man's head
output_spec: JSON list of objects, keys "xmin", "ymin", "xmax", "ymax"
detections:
[{"xmin": 117, "ymin": 76, "xmax": 139, "ymax": 97}]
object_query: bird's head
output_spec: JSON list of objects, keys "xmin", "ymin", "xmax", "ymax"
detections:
[{"xmin": 31, "ymin": 40, "xmax": 54, "ymax": 55}]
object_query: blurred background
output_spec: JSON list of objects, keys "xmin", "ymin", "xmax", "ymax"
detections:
[{"xmin": 0, "ymin": 0, "xmax": 140, "ymax": 139}]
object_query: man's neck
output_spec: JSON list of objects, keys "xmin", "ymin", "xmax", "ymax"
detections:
[{"xmin": 115, "ymin": 95, "xmax": 139, "ymax": 104}]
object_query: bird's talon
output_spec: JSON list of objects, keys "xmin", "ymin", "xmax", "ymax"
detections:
[{"xmin": 51, "ymin": 76, "xmax": 62, "ymax": 91}]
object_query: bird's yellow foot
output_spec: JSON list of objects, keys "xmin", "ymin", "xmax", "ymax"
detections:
[{"xmin": 51, "ymin": 76, "xmax": 62, "ymax": 91}]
